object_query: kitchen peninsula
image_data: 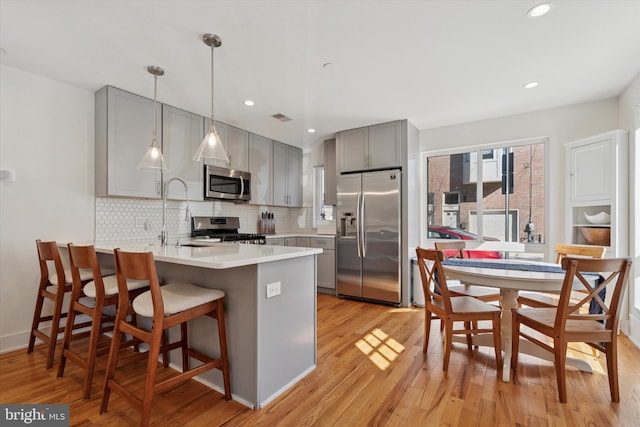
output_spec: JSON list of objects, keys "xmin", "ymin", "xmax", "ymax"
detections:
[{"xmin": 89, "ymin": 241, "xmax": 322, "ymax": 409}]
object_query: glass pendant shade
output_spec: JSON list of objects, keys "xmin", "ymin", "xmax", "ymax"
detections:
[
  {"xmin": 138, "ymin": 138, "xmax": 166, "ymax": 170},
  {"xmin": 193, "ymin": 127, "xmax": 229, "ymax": 164},
  {"xmin": 138, "ymin": 65, "xmax": 168, "ymax": 172},
  {"xmin": 194, "ymin": 33, "xmax": 229, "ymax": 166}
]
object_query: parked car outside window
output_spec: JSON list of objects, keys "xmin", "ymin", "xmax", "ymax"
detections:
[{"xmin": 428, "ymin": 225, "xmax": 502, "ymax": 259}]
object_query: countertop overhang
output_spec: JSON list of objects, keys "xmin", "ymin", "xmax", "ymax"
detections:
[{"xmin": 90, "ymin": 241, "xmax": 322, "ymax": 270}]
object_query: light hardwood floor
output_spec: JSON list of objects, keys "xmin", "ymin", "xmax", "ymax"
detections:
[{"xmin": 2, "ymin": 293, "xmax": 639, "ymax": 426}]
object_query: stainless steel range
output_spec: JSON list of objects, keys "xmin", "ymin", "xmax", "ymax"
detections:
[{"xmin": 191, "ymin": 216, "xmax": 266, "ymax": 244}]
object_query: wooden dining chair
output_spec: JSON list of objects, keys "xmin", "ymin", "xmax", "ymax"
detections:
[
  {"xmin": 28, "ymin": 240, "xmax": 112, "ymax": 369},
  {"xmin": 415, "ymin": 247, "xmax": 502, "ymax": 376},
  {"xmin": 517, "ymin": 243, "xmax": 606, "ymax": 308},
  {"xmin": 57, "ymin": 244, "xmax": 149, "ymax": 399},
  {"xmin": 434, "ymin": 241, "xmax": 501, "ymax": 303},
  {"xmin": 511, "ymin": 256, "xmax": 631, "ymax": 403},
  {"xmin": 100, "ymin": 249, "xmax": 231, "ymax": 426}
]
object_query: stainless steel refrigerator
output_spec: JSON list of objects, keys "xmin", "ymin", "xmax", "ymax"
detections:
[{"xmin": 336, "ymin": 169, "xmax": 401, "ymax": 304}]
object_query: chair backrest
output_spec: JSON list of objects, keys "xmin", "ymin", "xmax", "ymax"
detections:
[
  {"xmin": 556, "ymin": 257, "xmax": 632, "ymax": 332},
  {"xmin": 434, "ymin": 240, "xmax": 466, "ymax": 259},
  {"xmin": 67, "ymin": 243, "xmax": 105, "ymax": 300},
  {"xmin": 415, "ymin": 247, "xmax": 453, "ymax": 312},
  {"xmin": 555, "ymin": 243, "xmax": 606, "ymax": 264},
  {"xmin": 36, "ymin": 240, "xmax": 66, "ymax": 287},
  {"xmin": 113, "ymin": 249, "xmax": 163, "ymax": 319}
]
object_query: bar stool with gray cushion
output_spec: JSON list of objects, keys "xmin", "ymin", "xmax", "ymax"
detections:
[
  {"xmin": 100, "ymin": 249, "xmax": 231, "ymax": 427},
  {"xmin": 28, "ymin": 240, "xmax": 115, "ymax": 369},
  {"xmin": 57, "ymin": 243, "xmax": 149, "ymax": 399}
]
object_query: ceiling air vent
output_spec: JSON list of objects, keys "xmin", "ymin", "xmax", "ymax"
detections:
[{"xmin": 272, "ymin": 113, "xmax": 292, "ymax": 122}]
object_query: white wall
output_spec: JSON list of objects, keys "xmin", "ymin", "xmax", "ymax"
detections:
[
  {"xmin": 617, "ymin": 72, "xmax": 640, "ymax": 346},
  {"xmin": 0, "ymin": 65, "xmax": 96, "ymax": 351}
]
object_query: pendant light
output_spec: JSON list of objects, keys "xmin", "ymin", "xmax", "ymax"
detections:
[
  {"xmin": 193, "ymin": 33, "xmax": 230, "ymax": 166},
  {"xmin": 138, "ymin": 65, "xmax": 167, "ymax": 171}
]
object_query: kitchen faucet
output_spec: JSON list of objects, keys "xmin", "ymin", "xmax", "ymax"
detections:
[{"xmin": 160, "ymin": 177, "xmax": 191, "ymax": 246}]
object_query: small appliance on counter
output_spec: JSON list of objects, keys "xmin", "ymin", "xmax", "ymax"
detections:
[{"xmin": 191, "ymin": 216, "xmax": 266, "ymax": 244}]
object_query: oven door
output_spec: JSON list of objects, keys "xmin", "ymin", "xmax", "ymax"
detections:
[{"xmin": 204, "ymin": 165, "xmax": 251, "ymax": 201}]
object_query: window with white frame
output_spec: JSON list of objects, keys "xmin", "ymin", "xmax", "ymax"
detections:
[{"xmin": 424, "ymin": 138, "xmax": 547, "ymax": 254}]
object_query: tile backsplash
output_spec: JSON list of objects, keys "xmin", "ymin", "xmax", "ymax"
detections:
[{"xmin": 96, "ymin": 198, "xmax": 314, "ymax": 242}]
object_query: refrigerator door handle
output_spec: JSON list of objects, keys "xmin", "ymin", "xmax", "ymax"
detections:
[
  {"xmin": 356, "ymin": 191, "xmax": 362, "ymax": 258},
  {"xmin": 361, "ymin": 192, "xmax": 366, "ymax": 258}
]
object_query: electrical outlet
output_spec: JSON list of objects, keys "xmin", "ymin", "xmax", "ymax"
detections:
[{"xmin": 266, "ymin": 281, "xmax": 281, "ymax": 299}]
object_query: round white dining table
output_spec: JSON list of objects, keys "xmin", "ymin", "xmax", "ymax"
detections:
[{"xmin": 441, "ymin": 258, "xmax": 594, "ymax": 382}]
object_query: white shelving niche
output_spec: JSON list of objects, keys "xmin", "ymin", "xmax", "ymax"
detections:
[{"xmin": 565, "ymin": 130, "xmax": 629, "ymax": 257}]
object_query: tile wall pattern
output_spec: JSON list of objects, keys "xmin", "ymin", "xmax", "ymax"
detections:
[{"xmin": 96, "ymin": 198, "xmax": 314, "ymax": 242}]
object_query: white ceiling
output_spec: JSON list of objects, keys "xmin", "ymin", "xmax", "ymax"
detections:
[{"xmin": 1, "ymin": 0, "xmax": 639, "ymax": 150}]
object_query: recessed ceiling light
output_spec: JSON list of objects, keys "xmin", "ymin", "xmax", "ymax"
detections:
[
  {"xmin": 527, "ymin": 3, "xmax": 552, "ymax": 18},
  {"xmin": 244, "ymin": 100, "xmax": 255, "ymax": 106},
  {"xmin": 307, "ymin": 128, "xmax": 316, "ymax": 133},
  {"xmin": 523, "ymin": 81, "xmax": 539, "ymax": 89}
]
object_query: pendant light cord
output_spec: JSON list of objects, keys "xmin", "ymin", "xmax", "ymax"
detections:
[
  {"xmin": 152, "ymin": 73, "xmax": 158, "ymax": 145},
  {"xmin": 210, "ymin": 43, "xmax": 215, "ymax": 133}
]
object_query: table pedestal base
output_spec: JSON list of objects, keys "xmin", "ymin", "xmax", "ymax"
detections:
[{"xmin": 451, "ymin": 288, "xmax": 593, "ymax": 382}]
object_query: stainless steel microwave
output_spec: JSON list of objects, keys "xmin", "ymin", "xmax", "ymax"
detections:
[{"xmin": 204, "ymin": 165, "xmax": 251, "ymax": 202}]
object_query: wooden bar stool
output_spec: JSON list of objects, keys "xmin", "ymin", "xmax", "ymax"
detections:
[
  {"xmin": 100, "ymin": 249, "xmax": 231, "ymax": 427},
  {"xmin": 28, "ymin": 240, "xmax": 114, "ymax": 369},
  {"xmin": 56, "ymin": 244, "xmax": 149, "ymax": 399}
]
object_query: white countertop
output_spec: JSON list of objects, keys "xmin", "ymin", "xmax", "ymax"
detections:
[
  {"xmin": 91, "ymin": 241, "xmax": 322, "ymax": 270},
  {"xmin": 264, "ymin": 233, "xmax": 335, "ymax": 239}
]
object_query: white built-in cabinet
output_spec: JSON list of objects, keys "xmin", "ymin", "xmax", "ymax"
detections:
[
  {"xmin": 162, "ymin": 105, "xmax": 204, "ymax": 201},
  {"xmin": 337, "ymin": 120, "xmax": 402, "ymax": 173},
  {"xmin": 95, "ymin": 86, "xmax": 162, "ymax": 198},
  {"xmin": 273, "ymin": 141, "xmax": 302, "ymax": 207},
  {"xmin": 248, "ymin": 133, "xmax": 274, "ymax": 205},
  {"xmin": 566, "ymin": 130, "xmax": 629, "ymax": 256},
  {"xmin": 204, "ymin": 119, "xmax": 249, "ymax": 172}
]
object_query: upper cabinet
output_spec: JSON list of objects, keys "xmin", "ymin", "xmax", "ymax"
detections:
[
  {"xmin": 162, "ymin": 105, "xmax": 204, "ymax": 201},
  {"xmin": 248, "ymin": 133, "xmax": 273, "ymax": 205},
  {"xmin": 568, "ymin": 137, "xmax": 612, "ymax": 203},
  {"xmin": 337, "ymin": 120, "xmax": 402, "ymax": 173},
  {"xmin": 323, "ymin": 138, "xmax": 337, "ymax": 205},
  {"xmin": 204, "ymin": 119, "xmax": 249, "ymax": 172},
  {"xmin": 96, "ymin": 85, "xmax": 303, "ymax": 208},
  {"xmin": 565, "ymin": 130, "xmax": 629, "ymax": 256},
  {"xmin": 95, "ymin": 86, "xmax": 162, "ymax": 198},
  {"xmin": 273, "ymin": 141, "xmax": 302, "ymax": 207}
]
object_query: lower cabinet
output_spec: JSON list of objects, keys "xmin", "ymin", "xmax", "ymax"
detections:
[
  {"xmin": 309, "ymin": 237, "xmax": 335, "ymax": 291},
  {"xmin": 266, "ymin": 236, "xmax": 336, "ymax": 290}
]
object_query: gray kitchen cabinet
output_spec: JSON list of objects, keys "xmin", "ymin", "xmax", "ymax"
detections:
[
  {"xmin": 266, "ymin": 237, "xmax": 284, "ymax": 246},
  {"xmin": 273, "ymin": 141, "xmax": 302, "ymax": 207},
  {"xmin": 296, "ymin": 237, "xmax": 310, "ymax": 247},
  {"xmin": 204, "ymin": 119, "xmax": 249, "ymax": 172},
  {"xmin": 284, "ymin": 237, "xmax": 297, "ymax": 246},
  {"xmin": 95, "ymin": 86, "xmax": 162, "ymax": 198},
  {"xmin": 310, "ymin": 237, "xmax": 335, "ymax": 290},
  {"xmin": 323, "ymin": 138, "xmax": 337, "ymax": 205},
  {"xmin": 162, "ymin": 105, "xmax": 204, "ymax": 201},
  {"xmin": 248, "ymin": 133, "xmax": 274, "ymax": 205},
  {"xmin": 337, "ymin": 120, "xmax": 402, "ymax": 173}
]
